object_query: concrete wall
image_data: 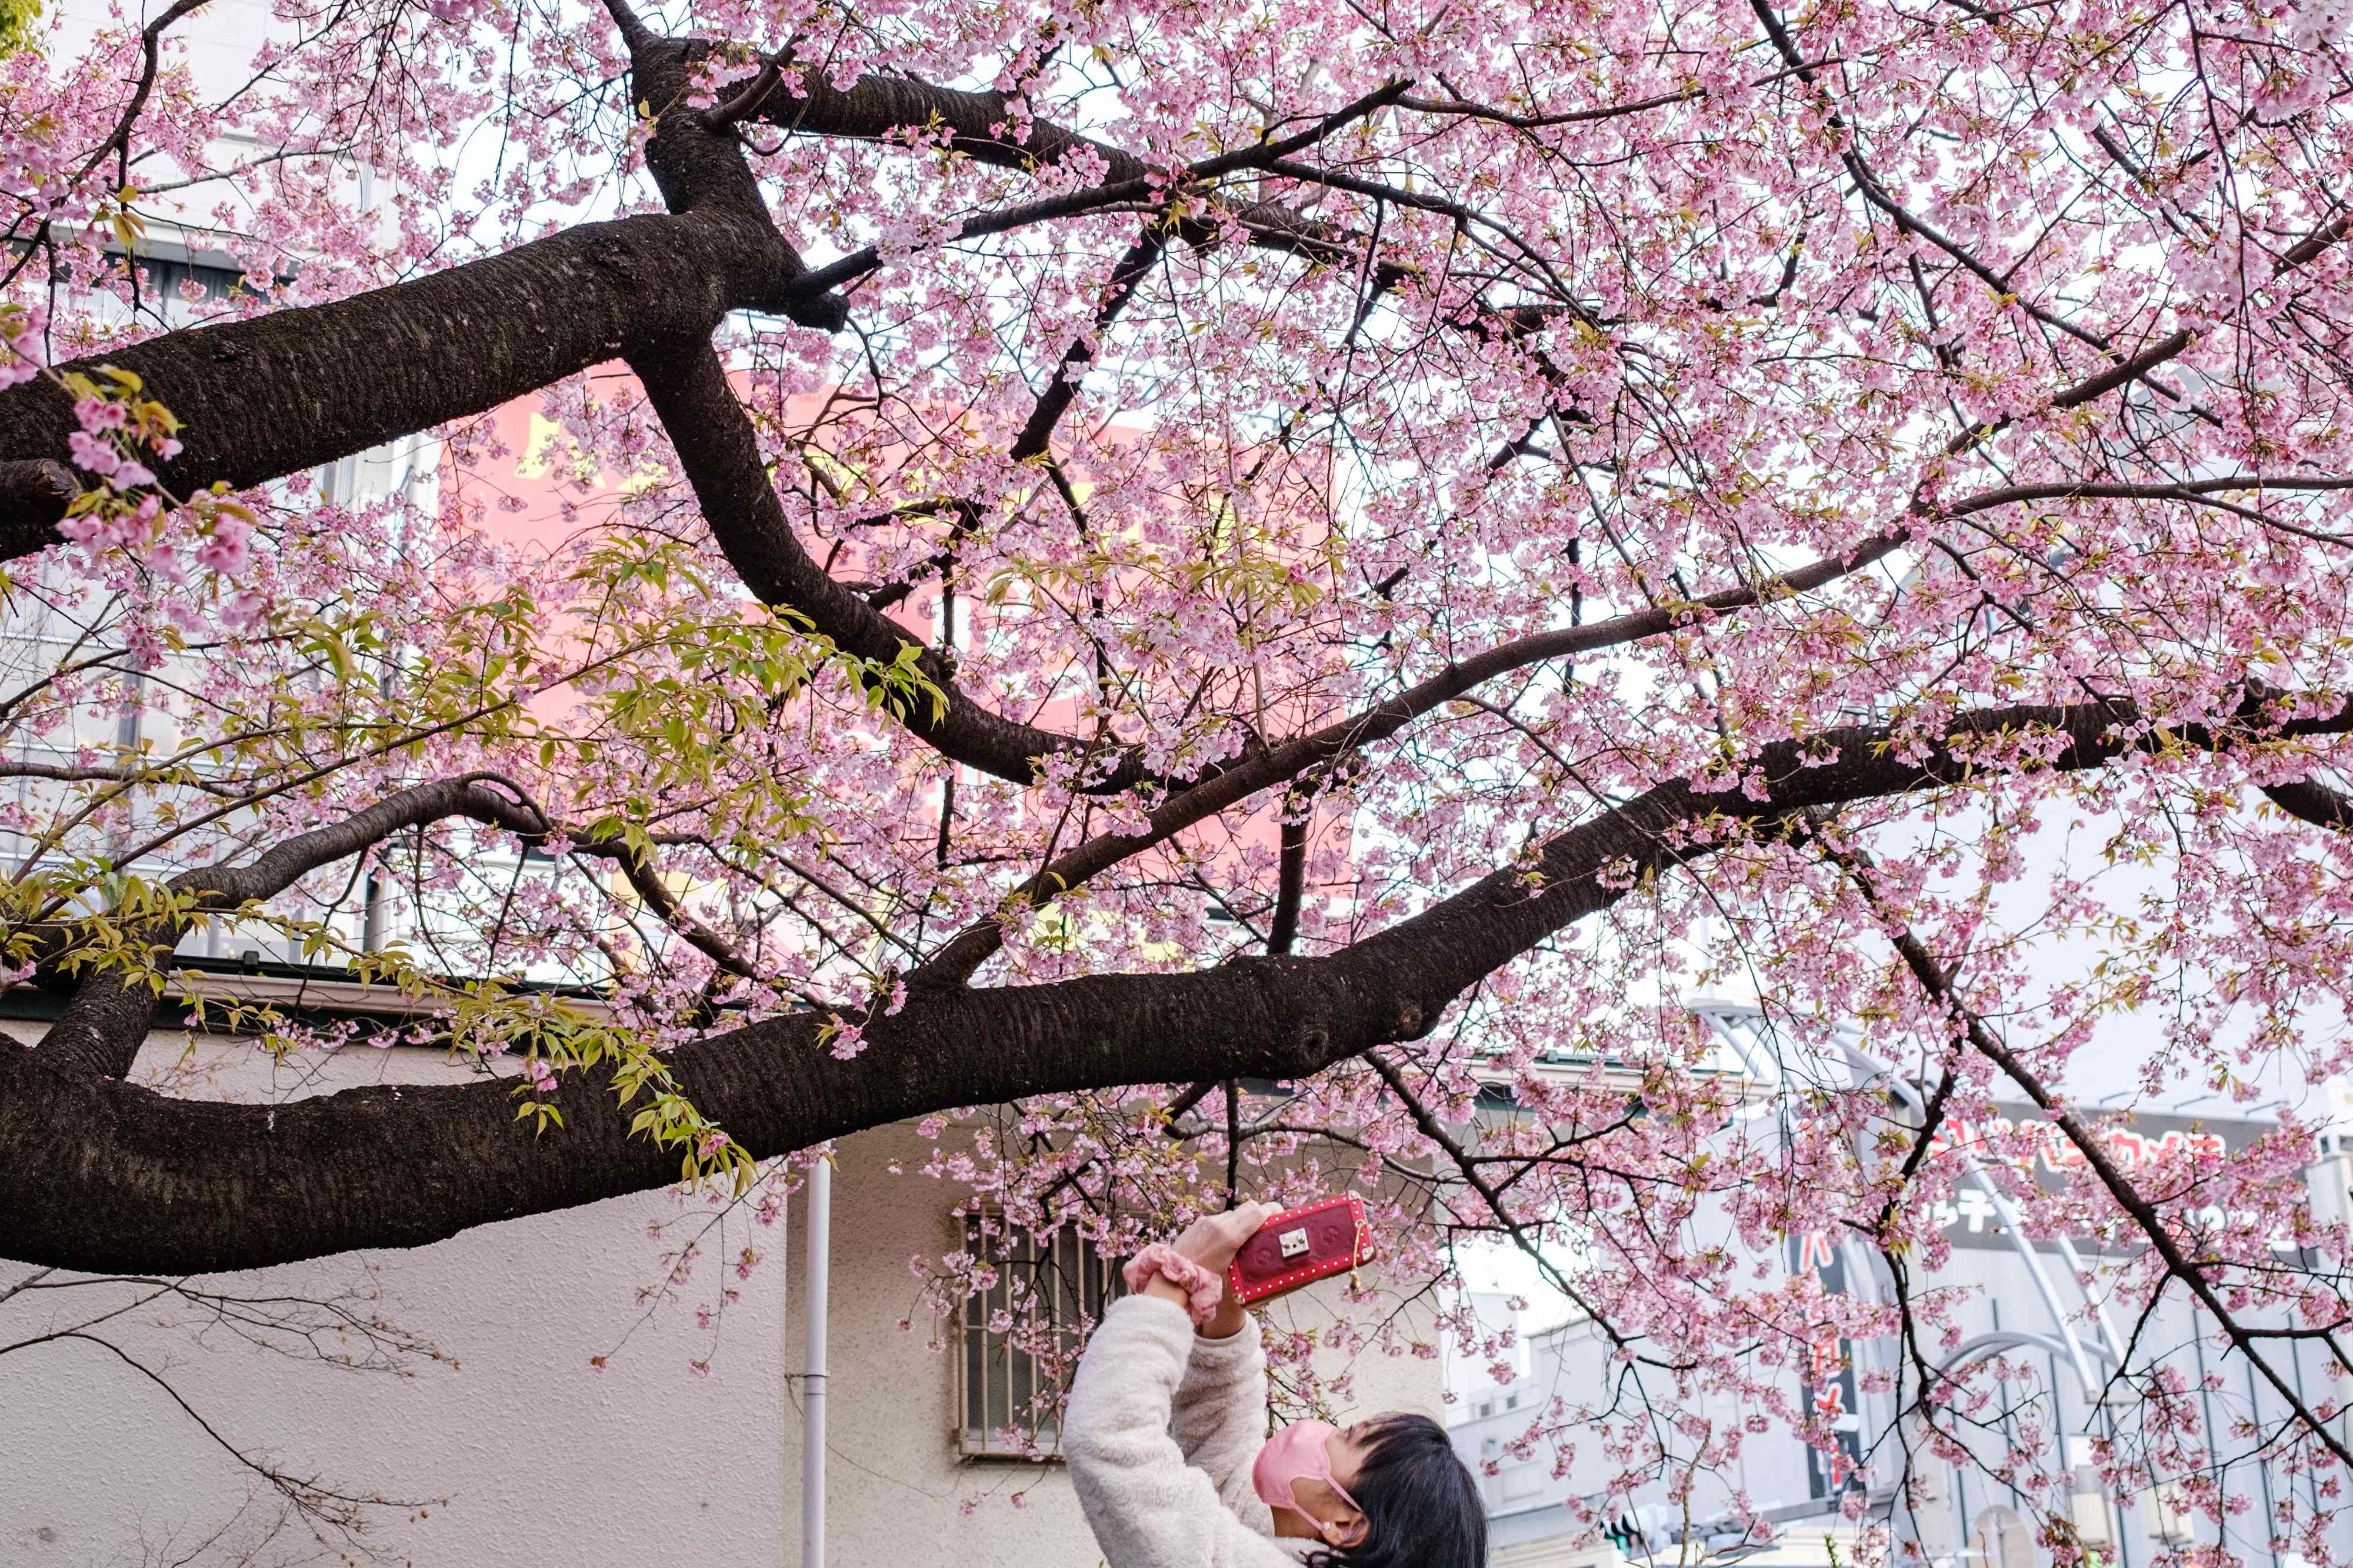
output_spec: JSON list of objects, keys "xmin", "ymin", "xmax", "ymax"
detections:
[{"xmin": 4, "ymin": 1031, "xmax": 1440, "ymax": 1567}]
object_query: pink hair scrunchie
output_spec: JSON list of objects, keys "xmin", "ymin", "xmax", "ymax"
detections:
[{"xmin": 1122, "ymin": 1243, "xmax": 1225, "ymax": 1326}]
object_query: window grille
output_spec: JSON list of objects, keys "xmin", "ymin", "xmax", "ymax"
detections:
[{"xmin": 957, "ymin": 1217, "xmax": 1121, "ymax": 1457}]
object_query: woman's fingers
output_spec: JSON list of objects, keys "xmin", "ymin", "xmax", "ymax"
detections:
[
  {"xmin": 1218, "ymin": 1202, "xmax": 1271, "ymax": 1248},
  {"xmin": 1172, "ymin": 1200, "xmax": 1272, "ymax": 1270},
  {"xmin": 1169, "ymin": 1216, "xmax": 1224, "ymax": 1265}
]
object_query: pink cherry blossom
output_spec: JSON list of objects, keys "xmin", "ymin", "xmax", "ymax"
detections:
[{"xmin": 5, "ymin": 0, "xmax": 2353, "ymax": 1546}]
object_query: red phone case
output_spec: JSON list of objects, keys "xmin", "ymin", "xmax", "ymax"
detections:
[{"xmin": 1227, "ymin": 1196, "xmax": 1376, "ymax": 1305}]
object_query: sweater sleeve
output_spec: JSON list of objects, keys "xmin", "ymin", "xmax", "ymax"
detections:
[
  {"xmin": 1171, "ymin": 1321, "xmax": 1274, "ymax": 1523},
  {"xmin": 1064, "ymin": 1295, "xmax": 1298, "ymax": 1568}
]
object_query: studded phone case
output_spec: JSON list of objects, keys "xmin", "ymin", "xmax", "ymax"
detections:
[{"xmin": 1226, "ymin": 1195, "xmax": 1375, "ymax": 1306}]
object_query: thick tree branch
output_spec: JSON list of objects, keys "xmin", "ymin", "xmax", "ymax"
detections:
[
  {"xmin": 596, "ymin": 0, "xmax": 656, "ymax": 54},
  {"xmin": 754, "ymin": 71, "xmax": 1152, "ymax": 185},
  {"xmin": 1267, "ymin": 811, "xmax": 1308, "ymax": 957},
  {"xmin": 627, "ymin": 336, "xmax": 1141, "ymax": 789},
  {"xmin": 609, "ymin": 32, "xmax": 1189, "ymax": 790},
  {"xmin": 0, "ymin": 936, "xmax": 1415, "ymax": 1273},
  {"xmin": 11, "ymin": 687, "xmax": 2348, "ymax": 1275},
  {"xmin": 2262, "ymin": 777, "xmax": 2353, "ymax": 829},
  {"xmin": 0, "ymin": 210, "xmax": 842, "ymax": 549},
  {"xmin": 1, "ymin": 23, "xmax": 857, "ymax": 553}
]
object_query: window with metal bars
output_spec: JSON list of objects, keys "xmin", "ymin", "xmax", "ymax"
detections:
[{"xmin": 956, "ymin": 1216, "xmax": 1121, "ymax": 1458}]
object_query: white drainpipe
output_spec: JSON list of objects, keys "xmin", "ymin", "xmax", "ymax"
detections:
[{"xmin": 801, "ymin": 1154, "xmax": 831, "ymax": 1568}]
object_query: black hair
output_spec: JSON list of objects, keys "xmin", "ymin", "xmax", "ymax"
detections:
[{"xmin": 1305, "ymin": 1413, "xmax": 1487, "ymax": 1568}]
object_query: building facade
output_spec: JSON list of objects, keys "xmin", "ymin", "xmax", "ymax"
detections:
[{"xmin": 1448, "ymin": 1006, "xmax": 2353, "ymax": 1568}]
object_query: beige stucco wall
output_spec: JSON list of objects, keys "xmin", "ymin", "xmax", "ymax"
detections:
[
  {"xmin": 2, "ymin": 1029, "xmax": 791, "ymax": 1566},
  {"xmin": 3, "ymin": 1030, "xmax": 1441, "ymax": 1567}
]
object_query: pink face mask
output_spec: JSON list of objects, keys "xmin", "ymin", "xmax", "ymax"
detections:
[{"xmin": 1252, "ymin": 1420, "xmax": 1361, "ymax": 1524}]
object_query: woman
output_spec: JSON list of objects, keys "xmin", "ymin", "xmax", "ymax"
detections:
[{"xmin": 1064, "ymin": 1202, "xmax": 1487, "ymax": 1568}]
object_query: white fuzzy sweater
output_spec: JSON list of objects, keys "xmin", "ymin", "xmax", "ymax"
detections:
[{"xmin": 1065, "ymin": 1295, "xmax": 1321, "ymax": 1567}]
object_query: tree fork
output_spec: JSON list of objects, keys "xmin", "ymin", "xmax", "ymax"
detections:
[
  {"xmin": 36, "ymin": 777, "xmax": 555, "ymax": 1080},
  {"xmin": 0, "ymin": 209, "xmax": 844, "ymax": 551},
  {"xmin": 626, "ymin": 337, "xmax": 1142, "ymax": 790}
]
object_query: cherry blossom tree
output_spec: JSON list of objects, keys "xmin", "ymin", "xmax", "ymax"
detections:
[{"xmin": 6, "ymin": 0, "xmax": 2353, "ymax": 1554}]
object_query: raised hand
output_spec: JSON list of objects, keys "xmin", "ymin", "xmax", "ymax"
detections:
[{"xmin": 1166, "ymin": 1202, "xmax": 1269, "ymax": 1339}]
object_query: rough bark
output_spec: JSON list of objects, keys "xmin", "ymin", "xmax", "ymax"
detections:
[
  {"xmin": 7, "ymin": 688, "xmax": 2341, "ymax": 1275},
  {"xmin": 0, "ymin": 459, "xmax": 79, "ymax": 554},
  {"xmin": 0, "ymin": 209, "xmax": 842, "ymax": 551},
  {"xmin": 0, "ymin": 948, "xmax": 1396, "ymax": 1275}
]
